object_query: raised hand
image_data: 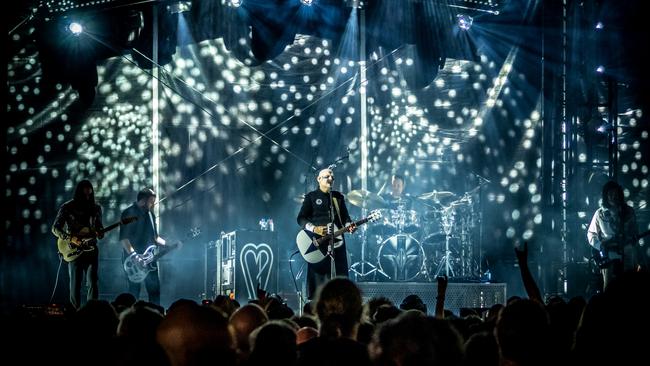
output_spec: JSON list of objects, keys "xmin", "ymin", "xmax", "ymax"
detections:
[
  {"xmin": 435, "ymin": 275, "xmax": 448, "ymax": 319},
  {"xmin": 436, "ymin": 275, "xmax": 448, "ymax": 295},
  {"xmin": 257, "ymin": 282, "xmax": 268, "ymax": 304},
  {"xmin": 514, "ymin": 241, "xmax": 528, "ymax": 265}
]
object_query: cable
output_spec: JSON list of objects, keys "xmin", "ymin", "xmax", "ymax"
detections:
[
  {"xmin": 48, "ymin": 254, "xmax": 64, "ymax": 304},
  {"xmin": 288, "ymin": 250, "xmax": 305, "ymax": 307}
]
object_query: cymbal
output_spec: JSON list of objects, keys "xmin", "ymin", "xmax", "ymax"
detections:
[
  {"xmin": 347, "ymin": 189, "xmax": 386, "ymax": 209},
  {"xmin": 465, "ymin": 185, "xmax": 481, "ymax": 196},
  {"xmin": 417, "ymin": 191, "xmax": 456, "ymax": 201}
]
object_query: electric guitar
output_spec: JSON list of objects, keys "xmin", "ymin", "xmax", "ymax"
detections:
[
  {"xmin": 123, "ymin": 227, "xmax": 201, "ymax": 283},
  {"xmin": 592, "ymin": 229, "xmax": 650, "ymax": 269},
  {"xmin": 57, "ymin": 216, "xmax": 138, "ymax": 262},
  {"xmin": 296, "ymin": 210, "xmax": 382, "ymax": 264}
]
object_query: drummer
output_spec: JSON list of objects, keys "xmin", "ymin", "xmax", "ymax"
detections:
[{"xmin": 381, "ymin": 174, "xmax": 414, "ymax": 210}]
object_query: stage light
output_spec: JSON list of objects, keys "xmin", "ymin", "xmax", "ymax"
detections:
[
  {"xmin": 169, "ymin": 1, "xmax": 191, "ymax": 13},
  {"xmin": 230, "ymin": 0, "xmax": 242, "ymax": 7},
  {"xmin": 596, "ymin": 119, "xmax": 612, "ymax": 134},
  {"xmin": 457, "ymin": 14, "xmax": 473, "ymax": 30},
  {"xmin": 300, "ymin": 0, "xmax": 314, "ymax": 6},
  {"xmin": 596, "ymin": 65, "xmax": 605, "ymax": 73},
  {"xmin": 595, "ymin": 21, "xmax": 604, "ymax": 30},
  {"xmin": 345, "ymin": 0, "xmax": 365, "ymax": 8},
  {"xmin": 68, "ymin": 22, "xmax": 83, "ymax": 35}
]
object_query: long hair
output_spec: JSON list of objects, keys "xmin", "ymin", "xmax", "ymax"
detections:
[
  {"xmin": 601, "ymin": 181, "xmax": 624, "ymax": 209},
  {"xmin": 73, "ymin": 179, "xmax": 96, "ymax": 207}
]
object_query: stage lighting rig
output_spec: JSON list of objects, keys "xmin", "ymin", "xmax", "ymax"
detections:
[
  {"xmin": 457, "ymin": 14, "xmax": 473, "ymax": 30},
  {"xmin": 345, "ymin": 0, "xmax": 365, "ymax": 9},
  {"xmin": 67, "ymin": 21, "xmax": 83, "ymax": 35}
]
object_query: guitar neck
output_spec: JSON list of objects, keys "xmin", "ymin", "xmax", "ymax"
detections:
[
  {"xmin": 318, "ymin": 217, "xmax": 370, "ymax": 244},
  {"xmin": 99, "ymin": 222, "xmax": 121, "ymax": 235},
  {"xmin": 150, "ymin": 244, "xmax": 178, "ymax": 262},
  {"xmin": 334, "ymin": 217, "xmax": 370, "ymax": 236}
]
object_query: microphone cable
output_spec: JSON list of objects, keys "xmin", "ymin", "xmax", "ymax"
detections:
[
  {"xmin": 288, "ymin": 250, "xmax": 305, "ymax": 308},
  {"xmin": 48, "ymin": 253, "xmax": 64, "ymax": 304}
]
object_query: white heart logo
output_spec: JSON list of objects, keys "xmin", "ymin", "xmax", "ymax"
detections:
[{"xmin": 239, "ymin": 243, "xmax": 274, "ymax": 300}]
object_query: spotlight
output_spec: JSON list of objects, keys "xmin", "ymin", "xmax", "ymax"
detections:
[
  {"xmin": 68, "ymin": 22, "xmax": 83, "ymax": 35},
  {"xmin": 300, "ymin": 0, "xmax": 314, "ymax": 6},
  {"xmin": 169, "ymin": 1, "xmax": 191, "ymax": 13},
  {"xmin": 230, "ymin": 0, "xmax": 242, "ymax": 7},
  {"xmin": 345, "ymin": 0, "xmax": 365, "ymax": 8},
  {"xmin": 596, "ymin": 65, "xmax": 605, "ymax": 73},
  {"xmin": 595, "ymin": 21, "xmax": 604, "ymax": 30},
  {"xmin": 596, "ymin": 119, "xmax": 612, "ymax": 134},
  {"xmin": 457, "ymin": 14, "xmax": 473, "ymax": 30}
]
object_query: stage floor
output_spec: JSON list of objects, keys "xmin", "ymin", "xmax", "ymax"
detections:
[{"xmin": 356, "ymin": 281, "xmax": 507, "ymax": 315}]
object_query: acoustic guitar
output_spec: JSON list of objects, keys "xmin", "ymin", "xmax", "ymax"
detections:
[{"xmin": 296, "ymin": 210, "xmax": 382, "ymax": 264}]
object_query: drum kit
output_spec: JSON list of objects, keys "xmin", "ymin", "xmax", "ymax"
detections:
[{"xmin": 348, "ymin": 188, "xmax": 480, "ymax": 282}]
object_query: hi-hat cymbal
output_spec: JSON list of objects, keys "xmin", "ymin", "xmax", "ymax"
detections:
[
  {"xmin": 347, "ymin": 189, "xmax": 386, "ymax": 209},
  {"xmin": 418, "ymin": 190, "xmax": 456, "ymax": 201}
]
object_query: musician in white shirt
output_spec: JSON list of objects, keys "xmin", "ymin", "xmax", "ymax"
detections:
[{"xmin": 587, "ymin": 181, "xmax": 639, "ymax": 290}]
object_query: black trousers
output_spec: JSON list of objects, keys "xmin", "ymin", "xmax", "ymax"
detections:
[
  {"xmin": 127, "ymin": 269, "xmax": 161, "ymax": 306},
  {"xmin": 68, "ymin": 250, "xmax": 98, "ymax": 309},
  {"xmin": 307, "ymin": 244, "xmax": 349, "ymax": 300}
]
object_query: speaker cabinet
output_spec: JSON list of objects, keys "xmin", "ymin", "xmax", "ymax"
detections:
[{"xmin": 205, "ymin": 230, "xmax": 279, "ymax": 304}]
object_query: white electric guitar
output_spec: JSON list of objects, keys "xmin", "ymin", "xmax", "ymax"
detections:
[
  {"xmin": 296, "ymin": 210, "xmax": 382, "ymax": 264},
  {"xmin": 123, "ymin": 227, "xmax": 200, "ymax": 283}
]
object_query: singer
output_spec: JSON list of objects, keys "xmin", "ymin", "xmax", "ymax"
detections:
[{"xmin": 297, "ymin": 168, "xmax": 356, "ymax": 300}]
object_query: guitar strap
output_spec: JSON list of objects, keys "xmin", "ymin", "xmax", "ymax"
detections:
[{"xmin": 332, "ymin": 197, "xmax": 345, "ymax": 229}]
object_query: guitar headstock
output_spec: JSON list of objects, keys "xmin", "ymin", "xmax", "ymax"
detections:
[
  {"xmin": 368, "ymin": 209, "xmax": 382, "ymax": 222},
  {"xmin": 189, "ymin": 227, "xmax": 201, "ymax": 239},
  {"xmin": 122, "ymin": 216, "xmax": 138, "ymax": 225}
]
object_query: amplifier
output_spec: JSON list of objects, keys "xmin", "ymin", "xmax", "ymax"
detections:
[{"xmin": 205, "ymin": 230, "xmax": 279, "ymax": 304}]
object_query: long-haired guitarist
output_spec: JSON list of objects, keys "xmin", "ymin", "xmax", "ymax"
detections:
[
  {"xmin": 119, "ymin": 188, "xmax": 167, "ymax": 306},
  {"xmin": 297, "ymin": 168, "xmax": 357, "ymax": 300},
  {"xmin": 51, "ymin": 179, "xmax": 104, "ymax": 309},
  {"xmin": 587, "ymin": 180, "xmax": 640, "ymax": 290}
]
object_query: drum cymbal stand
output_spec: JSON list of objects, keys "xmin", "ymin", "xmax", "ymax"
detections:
[
  {"xmin": 434, "ymin": 207, "xmax": 456, "ymax": 278},
  {"xmin": 350, "ymin": 224, "xmax": 389, "ymax": 280}
]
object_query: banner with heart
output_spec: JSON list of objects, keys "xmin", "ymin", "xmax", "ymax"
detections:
[{"xmin": 239, "ymin": 242, "xmax": 275, "ymax": 300}]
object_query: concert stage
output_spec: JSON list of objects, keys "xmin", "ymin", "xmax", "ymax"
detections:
[{"xmin": 356, "ymin": 281, "xmax": 507, "ymax": 315}]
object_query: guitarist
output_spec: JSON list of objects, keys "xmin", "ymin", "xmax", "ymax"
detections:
[
  {"xmin": 297, "ymin": 168, "xmax": 357, "ymax": 300},
  {"xmin": 119, "ymin": 188, "xmax": 167, "ymax": 306},
  {"xmin": 587, "ymin": 180, "xmax": 640, "ymax": 290},
  {"xmin": 51, "ymin": 179, "xmax": 104, "ymax": 310}
]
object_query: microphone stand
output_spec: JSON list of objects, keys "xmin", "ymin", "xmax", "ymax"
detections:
[
  {"xmin": 323, "ymin": 151, "xmax": 350, "ymax": 280},
  {"xmin": 328, "ymin": 187, "xmax": 336, "ymax": 279},
  {"xmin": 473, "ymin": 173, "xmax": 490, "ymax": 279}
]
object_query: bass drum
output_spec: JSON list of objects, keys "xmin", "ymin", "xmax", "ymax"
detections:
[{"xmin": 377, "ymin": 234, "xmax": 426, "ymax": 281}]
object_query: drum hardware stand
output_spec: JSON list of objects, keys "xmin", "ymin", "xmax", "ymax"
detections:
[
  {"xmin": 350, "ymin": 223, "xmax": 389, "ymax": 280},
  {"xmin": 434, "ymin": 234, "xmax": 456, "ymax": 278},
  {"xmin": 434, "ymin": 207, "xmax": 456, "ymax": 278}
]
